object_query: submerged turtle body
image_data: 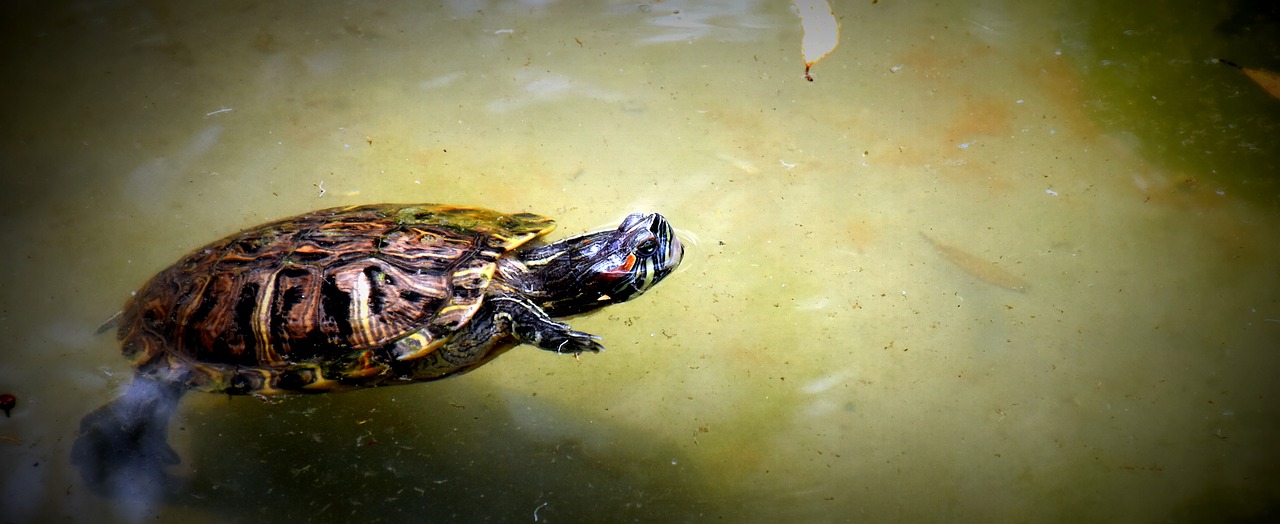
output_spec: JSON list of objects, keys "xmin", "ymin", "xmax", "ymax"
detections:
[{"xmin": 74, "ymin": 203, "xmax": 683, "ymax": 488}]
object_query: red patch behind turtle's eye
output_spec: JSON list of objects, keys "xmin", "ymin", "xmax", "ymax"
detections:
[{"xmin": 605, "ymin": 254, "xmax": 637, "ymax": 277}]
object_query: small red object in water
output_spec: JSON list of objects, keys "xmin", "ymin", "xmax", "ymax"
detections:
[{"xmin": 0, "ymin": 394, "xmax": 14, "ymax": 417}]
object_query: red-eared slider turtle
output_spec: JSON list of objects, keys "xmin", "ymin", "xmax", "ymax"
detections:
[{"xmin": 72, "ymin": 203, "xmax": 683, "ymax": 489}]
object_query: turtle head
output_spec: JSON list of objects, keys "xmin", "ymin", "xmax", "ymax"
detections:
[{"xmin": 516, "ymin": 212, "xmax": 683, "ymax": 317}]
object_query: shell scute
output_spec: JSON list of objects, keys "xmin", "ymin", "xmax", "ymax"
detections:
[{"xmin": 116, "ymin": 203, "xmax": 557, "ymax": 393}]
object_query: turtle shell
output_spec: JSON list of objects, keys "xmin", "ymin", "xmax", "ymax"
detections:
[{"xmin": 115, "ymin": 204, "xmax": 556, "ymax": 393}]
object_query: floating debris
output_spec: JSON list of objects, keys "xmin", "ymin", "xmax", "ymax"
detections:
[
  {"xmin": 1216, "ymin": 58, "xmax": 1280, "ymax": 101},
  {"xmin": 791, "ymin": 0, "xmax": 839, "ymax": 81},
  {"xmin": 0, "ymin": 393, "xmax": 14, "ymax": 417},
  {"xmin": 922, "ymin": 233, "xmax": 1028, "ymax": 293}
]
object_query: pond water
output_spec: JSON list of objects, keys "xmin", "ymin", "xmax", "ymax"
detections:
[{"xmin": 2, "ymin": 0, "xmax": 1278, "ymax": 522}]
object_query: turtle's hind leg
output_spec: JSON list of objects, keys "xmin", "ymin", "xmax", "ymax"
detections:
[{"xmin": 71, "ymin": 375, "xmax": 186, "ymax": 497}]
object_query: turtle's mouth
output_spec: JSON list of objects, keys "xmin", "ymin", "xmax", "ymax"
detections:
[
  {"xmin": 654, "ymin": 215, "xmax": 684, "ymax": 273},
  {"xmin": 628, "ymin": 212, "xmax": 683, "ymax": 295},
  {"xmin": 666, "ymin": 236, "xmax": 685, "ymax": 270}
]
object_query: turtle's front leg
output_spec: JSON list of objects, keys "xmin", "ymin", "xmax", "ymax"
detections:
[
  {"xmin": 402, "ymin": 294, "xmax": 601, "ymax": 381},
  {"xmin": 487, "ymin": 294, "xmax": 604, "ymax": 355}
]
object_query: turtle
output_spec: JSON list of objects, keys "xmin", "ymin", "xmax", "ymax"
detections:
[{"xmin": 71, "ymin": 203, "xmax": 683, "ymax": 490}]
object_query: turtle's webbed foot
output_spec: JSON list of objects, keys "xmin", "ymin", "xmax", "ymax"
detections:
[
  {"xmin": 546, "ymin": 328, "xmax": 605, "ymax": 355},
  {"xmin": 518, "ymin": 317, "xmax": 604, "ymax": 355},
  {"xmin": 71, "ymin": 377, "xmax": 185, "ymax": 496},
  {"xmin": 72, "ymin": 401, "xmax": 179, "ymax": 484}
]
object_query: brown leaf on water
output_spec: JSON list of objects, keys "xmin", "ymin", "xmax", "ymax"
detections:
[
  {"xmin": 922, "ymin": 233, "xmax": 1028, "ymax": 293},
  {"xmin": 1242, "ymin": 68, "xmax": 1280, "ymax": 100},
  {"xmin": 1217, "ymin": 58, "xmax": 1280, "ymax": 101}
]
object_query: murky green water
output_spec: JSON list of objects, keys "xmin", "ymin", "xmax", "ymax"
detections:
[{"xmin": 2, "ymin": 0, "xmax": 1278, "ymax": 522}]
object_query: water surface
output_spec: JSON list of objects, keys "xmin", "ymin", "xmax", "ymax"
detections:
[{"xmin": 1, "ymin": 0, "xmax": 1278, "ymax": 522}]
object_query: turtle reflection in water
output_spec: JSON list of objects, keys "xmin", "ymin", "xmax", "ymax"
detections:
[{"xmin": 72, "ymin": 204, "xmax": 684, "ymax": 491}]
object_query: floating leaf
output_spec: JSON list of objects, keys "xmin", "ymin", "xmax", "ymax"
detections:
[
  {"xmin": 921, "ymin": 233, "xmax": 1028, "ymax": 293},
  {"xmin": 791, "ymin": 0, "xmax": 839, "ymax": 81},
  {"xmin": 1217, "ymin": 58, "xmax": 1280, "ymax": 101}
]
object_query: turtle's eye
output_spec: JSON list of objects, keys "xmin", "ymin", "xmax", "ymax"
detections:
[{"xmin": 636, "ymin": 238, "xmax": 658, "ymax": 257}]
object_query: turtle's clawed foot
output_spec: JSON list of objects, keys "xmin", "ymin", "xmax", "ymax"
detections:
[
  {"xmin": 552, "ymin": 330, "xmax": 604, "ymax": 355},
  {"xmin": 487, "ymin": 295, "xmax": 605, "ymax": 355}
]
